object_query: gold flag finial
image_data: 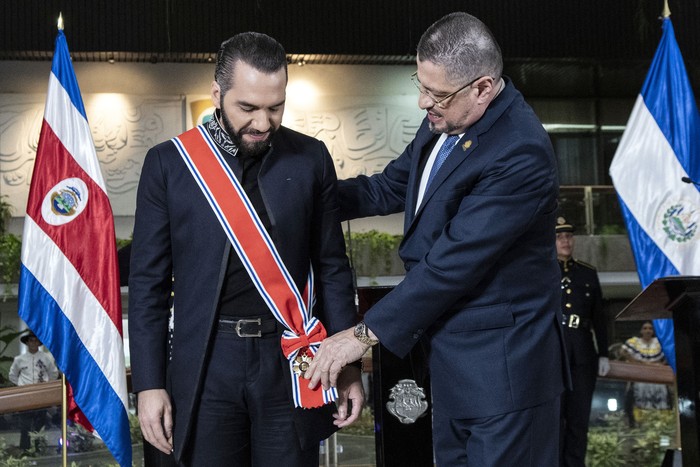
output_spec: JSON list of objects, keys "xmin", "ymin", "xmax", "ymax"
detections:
[
  {"xmin": 57, "ymin": 13, "xmax": 64, "ymax": 31},
  {"xmin": 662, "ymin": 0, "xmax": 671, "ymax": 18}
]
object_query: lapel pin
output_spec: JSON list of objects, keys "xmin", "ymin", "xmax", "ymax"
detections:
[{"xmin": 462, "ymin": 140, "xmax": 472, "ymax": 151}]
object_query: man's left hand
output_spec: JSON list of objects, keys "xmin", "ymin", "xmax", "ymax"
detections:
[
  {"xmin": 305, "ymin": 327, "xmax": 370, "ymax": 390},
  {"xmin": 598, "ymin": 356, "xmax": 610, "ymax": 376},
  {"xmin": 333, "ymin": 365, "xmax": 365, "ymax": 428}
]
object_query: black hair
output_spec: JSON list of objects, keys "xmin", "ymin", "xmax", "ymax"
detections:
[{"xmin": 214, "ymin": 32, "xmax": 287, "ymax": 94}]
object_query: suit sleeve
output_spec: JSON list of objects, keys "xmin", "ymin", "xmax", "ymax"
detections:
[
  {"xmin": 365, "ymin": 138, "xmax": 558, "ymax": 357},
  {"xmin": 337, "ymin": 120, "xmax": 433, "ymax": 220},
  {"xmin": 311, "ymin": 141, "xmax": 357, "ymax": 334},
  {"xmin": 128, "ymin": 147, "xmax": 174, "ymax": 393}
]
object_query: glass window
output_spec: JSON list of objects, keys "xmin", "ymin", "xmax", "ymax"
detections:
[
  {"xmin": 592, "ymin": 188, "xmax": 626, "ymax": 234},
  {"xmin": 601, "ymin": 131, "xmax": 624, "ymax": 186},
  {"xmin": 551, "ymin": 133, "xmax": 599, "ymax": 185},
  {"xmin": 558, "ymin": 187, "xmax": 587, "ymax": 229}
]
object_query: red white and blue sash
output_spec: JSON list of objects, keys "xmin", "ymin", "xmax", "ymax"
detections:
[{"xmin": 172, "ymin": 125, "xmax": 336, "ymax": 408}]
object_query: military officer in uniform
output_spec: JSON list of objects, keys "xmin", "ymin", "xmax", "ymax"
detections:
[{"xmin": 556, "ymin": 217, "xmax": 610, "ymax": 466}]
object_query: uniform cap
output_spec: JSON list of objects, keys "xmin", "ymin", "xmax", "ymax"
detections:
[{"xmin": 555, "ymin": 216, "xmax": 575, "ymax": 233}]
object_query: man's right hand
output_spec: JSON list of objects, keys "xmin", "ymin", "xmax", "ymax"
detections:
[{"xmin": 137, "ymin": 388, "xmax": 173, "ymax": 454}]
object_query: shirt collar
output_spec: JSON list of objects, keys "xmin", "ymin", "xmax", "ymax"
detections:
[{"xmin": 206, "ymin": 109, "xmax": 239, "ymax": 157}]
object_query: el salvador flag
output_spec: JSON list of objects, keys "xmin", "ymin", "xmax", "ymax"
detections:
[
  {"xmin": 609, "ymin": 17, "xmax": 700, "ymax": 372},
  {"xmin": 17, "ymin": 26, "xmax": 132, "ymax": 466}
]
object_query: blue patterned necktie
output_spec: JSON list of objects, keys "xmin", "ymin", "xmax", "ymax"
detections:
[{"xmin": 426, "ymin": 134, "xmax": 459, "ymax": 187}]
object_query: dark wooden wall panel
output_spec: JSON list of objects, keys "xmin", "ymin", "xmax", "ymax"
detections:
[{"xmin": 2, "ymin": 0, "xmax": 699, "ymax": 60}]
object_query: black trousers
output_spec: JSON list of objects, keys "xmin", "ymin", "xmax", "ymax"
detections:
[
  {"xmin": 18, "ymin": 409, "xmax": 46, "ymax": 451},
  {"xmin": 560, "ymin": 360, "xmax": 597, "ymax": 467},
  {"xmin": 181, "ymin": 328, "xmax": 318, "ymax": 467}
]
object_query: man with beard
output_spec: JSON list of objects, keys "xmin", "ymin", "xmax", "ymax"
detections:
[
  {"xmin": 129, "ymin": 32, "xmax": 363, "ymax": 466},
  {"xmin": 305, "ymin": 12, "xmax": 567, "ymax": 466}
]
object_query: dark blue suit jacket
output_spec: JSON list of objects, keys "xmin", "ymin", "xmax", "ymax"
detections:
[
  {"xmin": 128, "ymin": 125, "xmax": 356, "ymax": 460},
  {"xmin": 339, "ymin": 78, "xmax": 568, "ymax": 420}
]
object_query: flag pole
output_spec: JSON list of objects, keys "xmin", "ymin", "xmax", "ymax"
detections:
[
  {"xmin": 55, "ymin": 16, "xmax": 68, "ymax": 467},
  {"xmin": 660, "ymin": 0, "xmax": 680, "ymax": 452},
  {"xmin": 62, "ymin": 374, "xmax": 68, "ymax": 467}
]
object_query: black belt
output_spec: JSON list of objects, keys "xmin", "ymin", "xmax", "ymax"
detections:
[
  {"xmin": 562, "ymin": 313, "xmax": 591, "ymax": 330},
  {"xmin": 217, "ymin": 316, "xmax": 278, "ymax": 337}
]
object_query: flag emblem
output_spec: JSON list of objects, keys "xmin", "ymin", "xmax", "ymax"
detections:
[
  {"xmin": 44, "ymin": 178, "xmax": 89, "ymax": 222},
  {"xmin": 660, "ymin": 203, "xmax": 697, "ymax": 243}
]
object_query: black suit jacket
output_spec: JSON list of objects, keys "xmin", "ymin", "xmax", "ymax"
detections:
[{"xmin": 128, "ymin": 125, "xmax": 356, "ymax": 461}]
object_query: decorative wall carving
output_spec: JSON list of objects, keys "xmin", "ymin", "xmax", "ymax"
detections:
[
  {"xmin": 286, "ymin": 104, "xmax": 422, "ymax": 180},
  {"xmin": 0, "ymin": 94, "xmax": 183, "ymax": 216},
  {"xmin": 0, "ymin": 93, "xmax": 423, "ymax": 219}
]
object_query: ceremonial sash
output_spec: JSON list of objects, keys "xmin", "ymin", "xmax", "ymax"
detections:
[{"xmin": 173, "ymin": 125, "xmax": 336, "ymax": 408}]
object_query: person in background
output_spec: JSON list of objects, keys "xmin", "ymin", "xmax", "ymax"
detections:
[
  {"xmin": 621, "ymin": 320, "xmax": 671, "ymax": 426},
  {"xmin": 128, "ymin": 32, "xmax": 362, "ymax": 466},
  {"xmin": 305, "ymin": 11, "xmax": 567, "ymax": 466},
  {"xmin": 9, "ymin": 331, "xmax": 59, "ymax": 451},
  {"xmin": 555, "ymin": 217, "xmax": 610, "ymax": 467},
  {"xmin": 9, "ymin": 332, "xmax": 59, "ymax": 386}
]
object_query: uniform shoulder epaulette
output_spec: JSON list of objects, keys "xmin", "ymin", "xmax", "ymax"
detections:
[{"xmin": 574, "ymin": 259, "xmax": 597, "ymax": 270}]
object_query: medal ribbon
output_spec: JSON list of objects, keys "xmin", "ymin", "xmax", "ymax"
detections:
[{"xmin": 173, "ymin": 126, "xmax": 336, "ymax": 408}]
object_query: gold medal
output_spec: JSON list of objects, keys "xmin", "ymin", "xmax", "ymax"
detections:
[{"xmin": 292, "ymin": 354, "xmax": 313, "ymax": 376}]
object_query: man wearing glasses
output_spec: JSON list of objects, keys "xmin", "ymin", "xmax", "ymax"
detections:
[{"xmin": 306, "ymin": 12, "xmax": 567, "ymax": 466}]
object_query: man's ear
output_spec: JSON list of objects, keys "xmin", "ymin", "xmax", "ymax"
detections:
[
  {"xmin": 211, "ymin": 80, "xmax": 222, "ymax": 109},
  {"xmin": 475, "ymin": 77, "xmax": 497, "ymax": 103}
]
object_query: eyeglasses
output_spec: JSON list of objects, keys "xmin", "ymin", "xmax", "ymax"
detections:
[{"xmin": 410, "ymin": 72, "xmax": 483, "ymax": 109}]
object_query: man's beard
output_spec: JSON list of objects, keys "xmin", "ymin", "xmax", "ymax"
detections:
[
  {"xmin": 220, "ymin": 109, "xmax": 276, "ymax": 158},
  {"xmin": 428, "ymin": 114, "xmax": 459, "ymax": 135}
]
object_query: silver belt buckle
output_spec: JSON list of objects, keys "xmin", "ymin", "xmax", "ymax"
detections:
[
  {"xmin": 568, "ymin": 314, "xmax": 580, "ymax": 329},
  {"xmin": 235, "ymin": 318, "xmax": 262, "ymax": 337}
]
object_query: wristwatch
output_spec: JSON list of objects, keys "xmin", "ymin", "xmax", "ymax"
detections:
[{"xmin": 354, "ymin": 321, "xmax": 379, "ymax": 346}]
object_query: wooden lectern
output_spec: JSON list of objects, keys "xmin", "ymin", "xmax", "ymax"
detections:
[
  {"xmin": 357, "ymin": 286, "xmax": 434, "ymax": 467},
  {"xmin": 616, "ymin": 276, "xmax": 700, "ymax": 467}
]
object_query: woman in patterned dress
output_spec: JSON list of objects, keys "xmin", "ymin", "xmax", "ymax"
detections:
[{"xmin": 621, "ymin": 321, "xmax": 671, "ymax": 425}]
